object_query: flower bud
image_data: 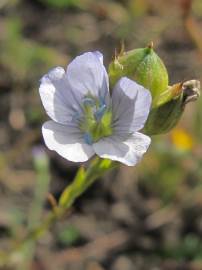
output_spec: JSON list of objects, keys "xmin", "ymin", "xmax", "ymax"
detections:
[
  {"xmin": 109, "ymin": 44, "xmax": 200, "ymax": 135},
  {"xmin": 143, "ymin": 80, "xmax": 200, "ymax": 135},
  {"xmin": 108, "ymin": 42, "xmax": 169, "ymax": 100}
]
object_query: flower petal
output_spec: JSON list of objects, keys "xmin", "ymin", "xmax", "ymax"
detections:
[
  {"xmin": 66, "ymin": 51, "xmax": 110, "ymax": 106},
  {"xmin": 112, "ymin": 77, "xmax": 152, "ymax": 134},
  {"xmin": 42, "ymin": 121, "xmax": 95, "ymax": 162},
  {"xmin": 93, "ymin": 132, "xmax": 151, "ymax": 166},
  {"xmin": 39, "ymin": 67, "xmax": 82, "ymax": 125}
]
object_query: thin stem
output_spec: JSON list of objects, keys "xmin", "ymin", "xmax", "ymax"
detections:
[{"xmin": 0, "ymin": 157, "xmax": 116, "ymax": 267}]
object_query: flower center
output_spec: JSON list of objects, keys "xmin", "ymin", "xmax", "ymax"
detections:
[{"xmin": 79, "ymin": 95, "xmax": 113, "ymax": 145}]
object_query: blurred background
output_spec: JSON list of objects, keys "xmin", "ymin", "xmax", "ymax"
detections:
[{"xmin": 1, "ymin": 0, "xmax": 202, "ymax": 269}]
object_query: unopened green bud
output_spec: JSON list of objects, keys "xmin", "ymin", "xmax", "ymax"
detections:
[
  {"xmin": 143, "ymin": 80, "xmax": 200, "ymax": 135},
  {"xmin": 108, "ymin": 42, "xmax": 169, "ymax": 101}
]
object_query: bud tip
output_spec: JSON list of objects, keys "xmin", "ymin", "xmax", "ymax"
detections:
[{"xmin": 147, "ymin": 41, "xmax": 154, "ymax": 49}]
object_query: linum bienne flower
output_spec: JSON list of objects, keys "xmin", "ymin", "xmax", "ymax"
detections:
[{"xmin": 39, "ymin": 51, "xmax": 152, "ymax": 166}]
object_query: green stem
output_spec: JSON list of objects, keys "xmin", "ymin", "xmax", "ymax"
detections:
[
  {"xmin": 59, "ymin": 157, "xmax": 116, "ymax": 208},
  {"xmin": 0, "ymin": 157, "xmax": 116, "ymax": 266}
]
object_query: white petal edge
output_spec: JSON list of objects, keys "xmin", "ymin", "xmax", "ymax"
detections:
[
  {"xmin": 66, "ymin": 51, "xmax": 110, "ymax": 106},
  {"xmin": 112, "ymin": 77, "xmax": 152, "ymax": 134},
  {"xmin": 42, "ymin": 121, "xmax": 95, "ymax": 162},
  {"xmin": 93, "ymin": 132, "xmax": 151, "ymax": 166},
  {"xmin": 39, "ymin": 67, "xmax": 81, "ymax": 125},
  {"xmin": 93, "ymin": 51, "xmax": 104, "ymax": 64}
]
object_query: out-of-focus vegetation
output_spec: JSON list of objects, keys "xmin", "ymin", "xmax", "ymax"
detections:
[
  {"xmin": 38, "ymin": 0, "xmax": 83, "ymax": 9},
  {"xmin": 1, "ymin": 0, "xmax": 202, "ymax": 269},
  {"xmin": 1, "ymin": 18, "xmax": 66, "ymax": 79}
]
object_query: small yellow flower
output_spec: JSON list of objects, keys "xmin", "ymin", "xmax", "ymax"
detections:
[{"xmin": 171, "ymin": 128, "xmax": 194, "ymax": 151}]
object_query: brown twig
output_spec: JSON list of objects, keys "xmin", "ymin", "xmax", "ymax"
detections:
[
  {"xmin": 185, "ymin": 16, "xmax": 202, "ymax": 56},
  {"xmin": 47, "ymin": 193, "xmax": 58, "ymax": 210},
  {"xmin": 180, "ymin": 0, "xmax": 202, "ymax": 59},
  {"xmin": 179, "ymin": 0, "xmax": 193, "ymax": 19}
]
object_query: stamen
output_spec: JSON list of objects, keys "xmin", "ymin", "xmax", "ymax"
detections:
[
  {"xmin": 99, "ymin": 96, "xmax": 105, "ymax": 106},
  {"xmin": 80, "ymin": 95, "xmax": 112, "ymax": 143},
  {"xmin": 83, "ymin": 132, "xmax": 93, "ymax": 145},
  {"xmin": 83, "ymin": 97, "xmax": 95, "ymax": 106},
  {"xmin": 94, "ymin": 104, "xmax": 107, "ymax": 121}
]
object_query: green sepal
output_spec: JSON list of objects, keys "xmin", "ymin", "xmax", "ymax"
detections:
[
  {"xmin": 143, "ymin": 80, "xmax": 200, "ymax": 135},
  {"xmin": 143, "ymin": 93, "xmax": 184, "ymax": 135}
]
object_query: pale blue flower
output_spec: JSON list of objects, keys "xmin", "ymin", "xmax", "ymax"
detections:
[{"xmin": 39, "ymin": 51, "xmax": 152, "ymax": 166}]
